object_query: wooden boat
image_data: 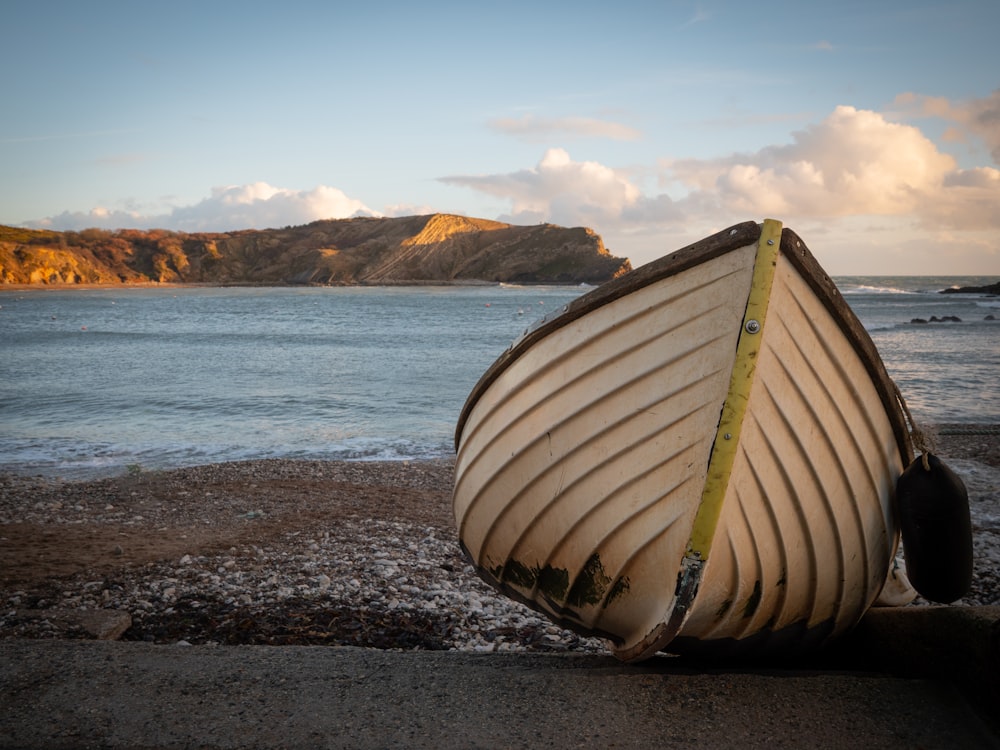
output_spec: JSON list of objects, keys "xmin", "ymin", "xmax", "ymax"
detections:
[{"xmin": 452, "ymin": 219, "xmax": 920, "ymax": 662}]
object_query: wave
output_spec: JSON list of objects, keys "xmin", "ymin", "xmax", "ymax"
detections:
[
  {"xmin": 0, "ymin": 435, "xmax": 454, "ymax": 482},
  {"xmin": 839, "ymin": 284, "xmax": 916, "ymax": 295}
]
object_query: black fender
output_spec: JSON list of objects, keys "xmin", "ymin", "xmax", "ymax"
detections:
[{"xmin": 896, "ymin": 453, "xmax": 973, "ymax": 603}]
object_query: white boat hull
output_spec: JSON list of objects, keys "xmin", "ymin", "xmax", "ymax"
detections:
[{"xmin": 453, "ymin": 220, "xmax": 913, "ymax": 661}]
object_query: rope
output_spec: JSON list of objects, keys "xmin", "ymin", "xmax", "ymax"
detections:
[{"xmin": 894, "ymin": 380, "xmax": 933, "ymax": 470}]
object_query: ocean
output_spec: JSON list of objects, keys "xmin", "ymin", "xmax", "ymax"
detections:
[{"xmin": 1, "ymin": 277, "xmax": 997, "ymax": 480}]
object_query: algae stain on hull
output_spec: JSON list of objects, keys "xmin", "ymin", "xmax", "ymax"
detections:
[
  {"xmin": 567, "ymin": 553, "xmax": 613, "ymax": 607},
  {"xmin": 742, "ymin": 580, "xmax": 763, "ymax": 618},
  {"xmin": 491, "ymin": 553, "xmax": 631, "ymax": 612},
  {"xmin": 537, "ymin": 565, "xmax": 570, "ymax": 601}
]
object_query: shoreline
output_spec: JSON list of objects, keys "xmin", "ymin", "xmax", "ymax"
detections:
[
  {"xmin": 3, "ymin": 275, "xmax": 996, "ymax": 294},
  {"xmin": 1, "ymin": 423, "xmax": 997, "ymax": 486},
  {"xmin": 1, "ymin": 427, "xmax": 997, "ymax": 650},
  {"xmin": 0, "ymin": 278, "xmax": 579, "ymax": 292}
]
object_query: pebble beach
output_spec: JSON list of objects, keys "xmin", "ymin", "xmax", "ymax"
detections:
[{"xmin": 1, "ymin": 425, "xmax": 998, "ymax": 654}]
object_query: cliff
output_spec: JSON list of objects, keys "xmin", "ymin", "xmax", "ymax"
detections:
[{"xmin": 0, "ymin": 215, "xmax": 631, "ymax": 286}]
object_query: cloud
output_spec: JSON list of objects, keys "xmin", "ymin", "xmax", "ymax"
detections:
[
  {"xmin": 489, "ymin": 114, "xmax": 641, "ymax": 142},
  {"xmin": 440, "ymin": 147, "xmax": 649, "ymax": 228},
  {"xmin": 668, "ymin": 104, "xmax": 1000, "ymax": 230},
  {"xmin": 894, "ymin": 89, "xmax": 1000, "ymax": 164},
  {"xmin": 26, "ymin": 183, "xmax": 379, "ymax": 232},
  {"xmin": 448, "ymin": 106, "xmax": 1000, "ymax": 233},
  {"xmin": 168, "ymin": 183, "xmax": 378, "ymax": 230},
  {"xmin": 382, "ymin": 202, "xmax": 439, "ymax": 218},
  {"xmin": 669, "ymin": 105, "xmax": 962, "ymax": 217},
  {"xmin": 441, "ymin": 105, "xmax": 1000, "ymax": 269}
]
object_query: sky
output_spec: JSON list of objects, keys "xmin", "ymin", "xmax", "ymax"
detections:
[{"xmin": 2, "ymin": 0, "xmax": 999, "ymax": 275}]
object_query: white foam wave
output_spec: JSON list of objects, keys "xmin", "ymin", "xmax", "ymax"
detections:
[
  {"xmin": 846, "ymin": 285, "xmax": 918, "ymax": 296},
  {"xmin": 0, "ymin": 435, "xmax": 453, "ymax": 482}
]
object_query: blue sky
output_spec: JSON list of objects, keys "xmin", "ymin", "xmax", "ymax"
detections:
[{"xmin": 3, "ymin": 0, "xmax": 998, "ymax": 274}]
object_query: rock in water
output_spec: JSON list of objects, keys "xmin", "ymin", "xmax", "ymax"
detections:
[
  {"xmin": 896, "ymin": 454, "xmax": 973, "ymax": 603},
  {"xmin": 940, "ymin": 281, "xmax": 1000, "ymax": 295}
]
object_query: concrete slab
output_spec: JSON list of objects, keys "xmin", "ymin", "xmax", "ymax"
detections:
[{"xmin": 2, "ymin": 638, "xmax": 998, "ymax": 749}]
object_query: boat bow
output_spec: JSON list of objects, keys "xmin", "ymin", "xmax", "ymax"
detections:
[{"xmin": 453, "ymin": 219, "xmax": 913, "ymax": 661}]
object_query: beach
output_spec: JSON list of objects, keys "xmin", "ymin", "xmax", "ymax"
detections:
[
  {"xmin": 2, "ymin": 425, "xmax": 1000, "ymax": 749},
  {"xmin": 0, "ymin": 457, "xmax": 607, "ymax": 651},
  {"xmin": 1, "ymin": 424, "xmax": 997, "ymax": 650}
]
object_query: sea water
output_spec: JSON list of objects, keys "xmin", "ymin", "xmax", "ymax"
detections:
[
  {"xmin": 837, "ymin": 276, "xmax": 999, "ymax": 424},
  {"xmin": 1, "ymin": 277, "xmax": 997, "ymax": 479}
]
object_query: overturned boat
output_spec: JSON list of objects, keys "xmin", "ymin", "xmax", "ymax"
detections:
[{"xmin": 453, "ymin": 219, "xmax": 968, "ymax": 663}]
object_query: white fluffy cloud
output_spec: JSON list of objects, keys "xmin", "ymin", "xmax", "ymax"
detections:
[
  {"xmin": 28, "ymin": 183, "xmax": 378, "ymax": 232},
  {"xmin": 168, "ymin": 183, "xmax": 378, "ymax": 231},
  {"xmin": 441, "ymin": 104, "xmax": 999, "ymax": 271},
  {"xmin": 669, "ymin": 106, "xmax": 977, "ymax": 220},
  {"xmin": 445, "ymin": 105, "xmax": 1000, "ymax": 235},
  {"xmin": 441, "ymin": 147, "xmax": 648, "ymax": 227},
  {"xmin": 668, "ymin": 104, "xmax": 1000, "ymax": 231}
]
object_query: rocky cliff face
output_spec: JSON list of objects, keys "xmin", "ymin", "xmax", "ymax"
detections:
[{"xmin": 0, "ymin": 215, "xmax": 631, "ymax": 286}]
